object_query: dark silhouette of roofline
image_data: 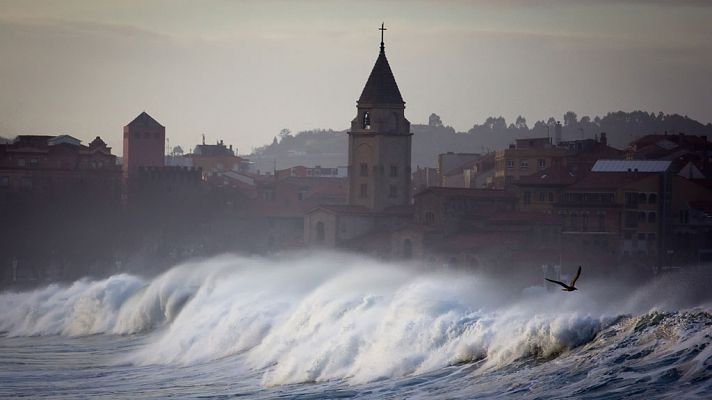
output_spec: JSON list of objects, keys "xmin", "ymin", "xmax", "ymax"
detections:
[
  {"xmin": 357, "ymin": 24, "xmax": 405, "ymax": 106},
  {"xmin": 126, "ymin": 111, "xmax": 164, "ymax": 128}
]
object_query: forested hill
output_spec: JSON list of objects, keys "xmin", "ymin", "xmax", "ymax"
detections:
[{"xmin": 249, "ymin": 111, "xmax": 712, "ymax": 171}]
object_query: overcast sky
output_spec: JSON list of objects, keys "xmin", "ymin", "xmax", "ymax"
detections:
[{"xmin": 1, "ymin": 0, "xmax": 711, "ymax": 156}]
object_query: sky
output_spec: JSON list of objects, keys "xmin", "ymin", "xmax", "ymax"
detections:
[{"xmin": 1, "ymin": 0, "xmax": 711, "ymax": 156}]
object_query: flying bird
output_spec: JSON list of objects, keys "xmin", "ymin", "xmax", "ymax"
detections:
[{"xmin": 546, "ymin": 265, "xmax": 582, "ymax": 292}]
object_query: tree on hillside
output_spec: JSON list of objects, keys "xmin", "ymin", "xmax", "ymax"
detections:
[
  {"xmin": 429, "ymin": 113, "xmax": 443, "ymax": 127},
  {"xmin": 564, "ymin": 111, "xmax": 578, "ymax": 127},
  {"xmin": 482, "ymin": 116, "xmax": 506, "ymax": 131},
  {"xmin": 279, "ymin": 129, "xmax": 291, "ymax": 141}
]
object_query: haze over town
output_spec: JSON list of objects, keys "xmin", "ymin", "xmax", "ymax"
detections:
[{"xmin": 2, "ymin": 0, "xmax": 712, "ymax": 153}]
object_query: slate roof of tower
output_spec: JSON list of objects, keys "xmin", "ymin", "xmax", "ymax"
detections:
[
  {"xmin": 127, "ymin": 111, "xmax": 164, "ymax": 128},
  {"xmin": 358, "ymin": 48, "xmax": 404, "ymax": 105}
]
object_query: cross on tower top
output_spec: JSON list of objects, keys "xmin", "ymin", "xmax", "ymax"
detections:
[{"xmin": 379, "ymin": 22, "xmax": 387, "ymax": 51}]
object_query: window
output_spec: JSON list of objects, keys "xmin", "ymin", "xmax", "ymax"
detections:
[
  {"xmin": 625, "ymin": 192, "xmax": 638, "ymax": 209},
  {"xmin": 0, "ymin": 176, "xmax": 8, "ymax": 187},
  {"xmin": 506, "ymin": 159, "xmax": 514, "ymax": 169},
  {"xmin": 360, "ymin": 163, "xmax": 368, "ymax": 177},
  {"xmin": 558, "ymin": 211, "xmax": 567, "ymax": 226},
  {"xmin": 29, "ymin": 159, "xmax": 38, "ymax": 167},
  {"xmin": 524, "ymin": 191, "xmax": 531, "ymax": 204},
  {"xmin": 363, "ymin": 112, "xmax": 371, "ymax": 129},
  {"xmin": 648, "ymin": 193, "xmax": 657, "ymax": 204},
  {"xmin": 548, "ymin": 192, "xmax": 554, "ymax": 202},
  {"xmin": 390, "ymin": 165, "xmax": 398, "ymax": 177},
  {"xmin": 262, "ymin": 190, "xmax": 275, "ymax": 201},
  {"xmin": 17, "ymin": 159, "xmax": 25, "ymax": 167},
  {"xmin": 539, "ymin": 191, "xmax": 546, "ymax": 201},
  {"xmin": 538, "ymin": 159, "xmax": 546, "ymax": 169},
  {"xmin": 360, "ymin": 183, "xmax": 368, "ymax": 198},
  {"xmin": 425, "ymin": 211, "xmax": 435, "ymax": 224},
  {"xmin": 625, "ymin": 211, "xmax": 639, "ymax": 228},
  {"xmin": 570, "ymin": 213, "xmax": 578, "ymax": 230},
  {"xmin": 638, "ymin": 211, "xmax": 646, "ymax": 223},
  {"xmin": 648, "ymin": 212, "xmax": 656, "ymax": 223},
  {"xmin": 679, "ymin": 210, "xmax": 689, "ymax": 224},
  {"xmin": 582, "ymin": 213, "xmax": 588, "ymax": 232},
  {"xmin": 316, "ymin": 222, "xmax": 325, "ymax": 242},
  {"xmin": 520, "ymin": 160, "xmax": 529, "ymax": 169},
  {"xmin": 389, "ymin": 185, "xmax": 398, "ymax": 198},
  {"xmin": 597, "ymin": 213, "xmax": 606, "ymax": 231},
  {"xmin": 638, "ymin": 192, "xmax": 647, "ymax": 204}
]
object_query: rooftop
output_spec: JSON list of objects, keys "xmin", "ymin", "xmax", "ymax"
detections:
[
  {"xmin": 567, "ymin": 171, "xmax": 655, "ymax": 190},
  {"xmin": 357, "ymin": 38, "xmax": 404, "ymax": 105},
  {"xmin": 515, "ymin": 164, "xmax": 580, "ymax": 187},
  {"xmin": 126, "ymin": 111, "xmax": 164, "ymax": 128},
  {"xmin": 592, "ymin": 159, "xmax": 672, "ymax": 173}
]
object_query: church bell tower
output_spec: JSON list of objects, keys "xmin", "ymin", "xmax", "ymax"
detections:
[{"xmin": 348, "ymin": 24, "xmax": 412, "ymax": 211}]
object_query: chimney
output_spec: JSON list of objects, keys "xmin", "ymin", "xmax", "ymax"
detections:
[
  {"xmin": 600, "ymin": 132, "xmax": 607, "ymax": 146},
  {"xmin": 555, "ymin": 121, "xmax": 562, "ymax": 145}
]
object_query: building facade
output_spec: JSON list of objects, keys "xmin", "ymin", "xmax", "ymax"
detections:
[{"xmin": 122, "ymin": 112, "xmax": 165, "ymax": 180}]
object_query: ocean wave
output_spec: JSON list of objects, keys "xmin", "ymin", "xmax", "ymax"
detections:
[{"xmin": 1, "ymin": 252, "xmax": 710, "ymax": 387}]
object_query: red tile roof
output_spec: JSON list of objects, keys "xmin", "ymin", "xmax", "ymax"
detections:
[{"xmin": 515, "ymin": 165, "xmax": 580, "ymax": 187}]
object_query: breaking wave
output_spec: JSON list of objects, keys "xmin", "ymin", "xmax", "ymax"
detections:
[{"xmin": 1, "ymin": 252, "xmax": 711, "ymax": 389}]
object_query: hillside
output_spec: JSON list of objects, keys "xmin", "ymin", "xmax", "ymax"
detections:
[{"xmin": 248, "ymin": 111, "xmax": 712, "ymax": 170}]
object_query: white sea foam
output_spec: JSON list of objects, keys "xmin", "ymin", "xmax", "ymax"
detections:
[{"xmin": 1, "ymin": 252, "xmax": 710, "ymax": 387}]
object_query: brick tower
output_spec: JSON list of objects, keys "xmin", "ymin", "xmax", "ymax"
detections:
[{"xmin": 122, "ymin": 112, "xmax": 165, "ymax": 180}]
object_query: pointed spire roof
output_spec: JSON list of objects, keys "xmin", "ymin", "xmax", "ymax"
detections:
[
  {"xmin": 127, "ymin": 111, "xmax": 164, "ymax": 128},
  {"xmin": 358, "ymin": 40, "xmax": 404, "ymax": 106}
]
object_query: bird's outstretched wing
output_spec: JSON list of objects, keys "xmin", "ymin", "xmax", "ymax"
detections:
[
  {"xmin": 570, "ymin": 266, "xmax": 582, "ymax": 287},
  {"xmin": 545, "ymin": 278, "xmax": 569, "ymax": 289}
]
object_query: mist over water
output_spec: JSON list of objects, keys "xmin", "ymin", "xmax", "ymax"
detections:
[{"xmin": 1, "ymin": 252, "xmax": 712, "ymax": 398}]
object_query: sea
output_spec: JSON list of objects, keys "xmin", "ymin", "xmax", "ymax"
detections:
[{"xmin": 1, "ymin": 252, "xmax": 711, "ymax": 399}]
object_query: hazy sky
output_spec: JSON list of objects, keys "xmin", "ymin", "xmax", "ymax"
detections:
[{"xmin": 1, "ymin": 0, "xmax": 711, "ymax": 156}]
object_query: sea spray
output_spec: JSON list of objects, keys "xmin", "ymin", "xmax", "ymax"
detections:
[{"xmin": 3, "ymin": 251, "xmax": 711, "ymax": 389}]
